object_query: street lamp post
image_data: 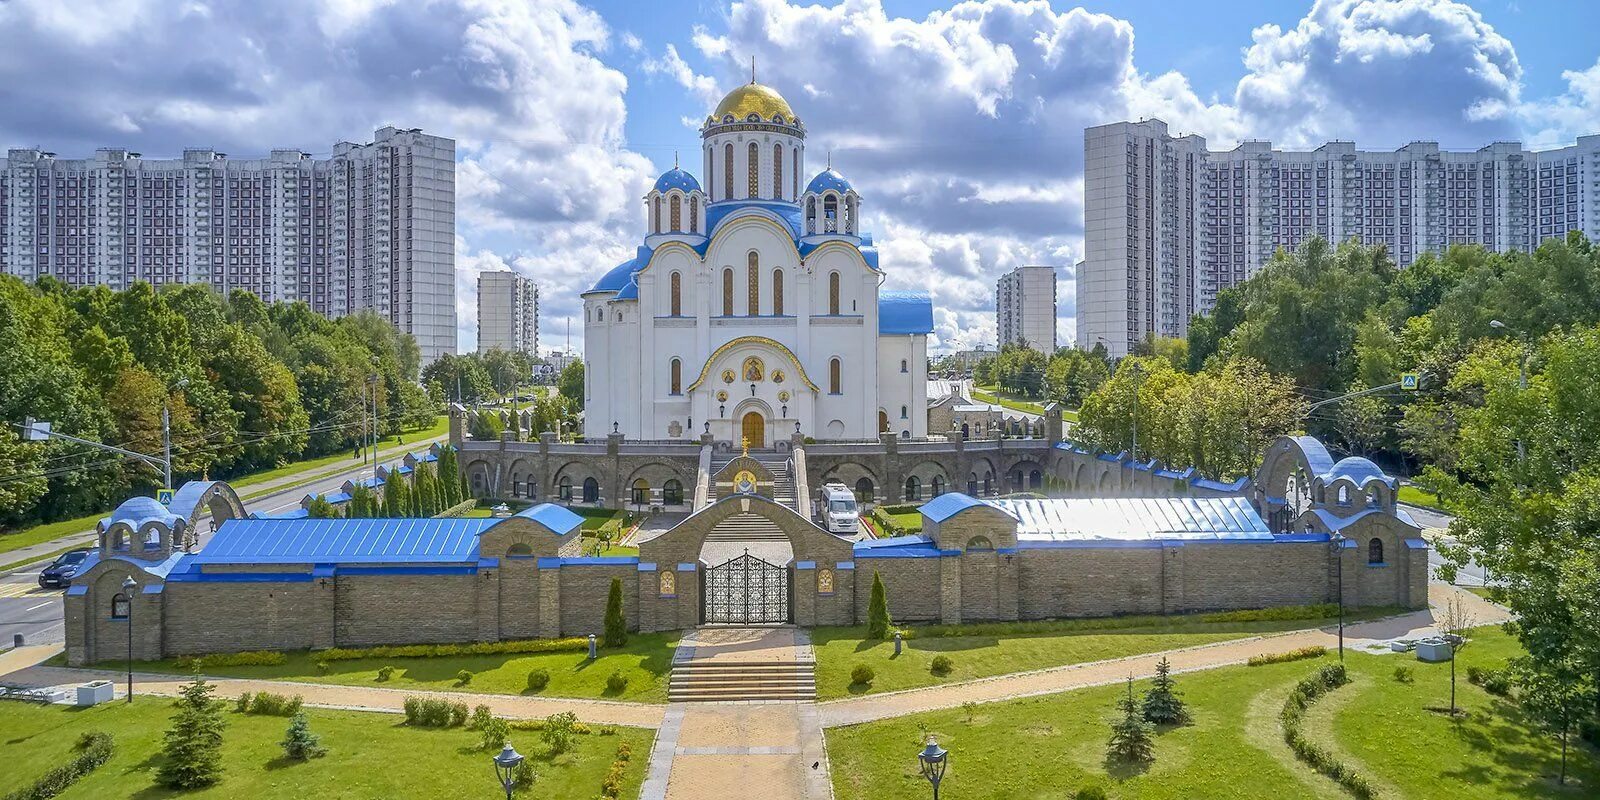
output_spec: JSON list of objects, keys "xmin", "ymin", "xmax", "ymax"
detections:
[
  {"xmin": 162, "ymin": 378, "xmax": 189, "ymax": 489},
  {"xmin": 918, "ymin": 737, "xmax": 948, "ymax": 800},
  {"xmin": 491, "ymin": 742, "xmax": 524, "ymax": 800},
  {"xmin": 122, "ymin": 575, "xmax": 136, "ymax": 702},
  {"xmin": 1330, "ymin": 532, "xmax": 1346, "ymax": 662}
]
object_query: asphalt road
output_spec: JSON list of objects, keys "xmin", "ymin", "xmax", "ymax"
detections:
[{"xmin": 0, "ymin": 462, "xmax": 391, "ymax": 649}]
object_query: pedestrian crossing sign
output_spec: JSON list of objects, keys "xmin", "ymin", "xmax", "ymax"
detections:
[
  {"xmin": 1400, "ymin": 373, "xmax": 1420, "ymax": 391},
  {"xmin": 157, "ymin": 488, "xmax": 175, "ymax": 505}
]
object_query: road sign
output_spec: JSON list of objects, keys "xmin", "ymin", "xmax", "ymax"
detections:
[
  {"xmin": 156, "ymin": 488, "xmax": 175, "ymax": 505},
  {"xmin": 1400, "ymin": 373, "xmax": 1420, "ymax": 391}
]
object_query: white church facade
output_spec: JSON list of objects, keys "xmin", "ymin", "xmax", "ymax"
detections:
[{"xmin": 582, "ymin": 80, "xmax": 933, "ymax": 446}]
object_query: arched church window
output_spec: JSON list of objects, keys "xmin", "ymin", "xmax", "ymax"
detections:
[
  {"xmin": 111, "ymin": 591, "xmax": 130, "ymax": 620},
  {"xmin": 747, "ymin": 142, "xmax": 759, "ymax": 198},
  {"xmin": 772, "ymin": 269, "xmax": 784, "ymax": 316},
  {"xmin": 829, "ymin": 358, "xmax": 841, "ymax": 394},
  {"xmin": 595, "ymin": 308, "xmax": 602, "ymax": 322},
  {"xmin": 559, "ymin": 476, "xmax": 573, "ymax": 501},
  {"xmin": 747, "ymin": 252, "xmax": 760, "ymax": 315},
  {"xmin": 690, "ymin": 196, "xmax": 699, "ymax": 233},
  {"xmin": 1368, "ymin": 538, "xmax": 1384, "ymax": 565},
  {"xmin": 664, "ymin": 479, "xmax": 684, "ymax": 505},
  {"xmin": 653, "ymin": 195, "xmax": 662, "ymax": 234},
  {"xmin": 900, "ymin": 405, "xmax": 908, "ymax": 419},
  {"xmin": 670, "ymin": 272, "xmax": 682, "ymax": 316},
  {"xmin": 670, "ymin": 358, "xmax": 682, "ymax": 395},
  {"xmin": 828, "ymin": 271, "xmax": 841, "ymax": 315},
  {"xmin": 806, "ymin": 197, "xmax": 817, "ymax": 234},
  {"xmin": 722, "ymin": 268, "xmax": 734, "ymax": 316},
  {"xmin": 904, "ymin": 475, "xmax": 921, "ymax": 501},
  {"xmin": 966, "ymin": 536, "xmax": 993, "ymax": 551},
  {"xmin": 705, "ymin": 148, "xmax": 713, "ymax": 201},
  {"xmin": 792, "ymin": 148, "xmax": 799, "ymax": 198},
  {"xmin": 900, "ymin": 359, "xmax": 908, "ymax": 373},
  {"xmin": 724, "ymin": 142, "xmax": 733, "ymax": 200},
  {"xmin": 773, "ymin": 143, "xmax": 783, "ymax": 200},
  {"xmin": 582, "ymin": 477, "xmax": 599, "ymax": 503},
  {"xmin": 670, "ymin": 195, "xmax": 681, "ymax": 231},
  {"xmin": 932, "ymin": 475, "xmax": 946, "ymax": 497},
  {"xmin": 823, "ymin": 194, "xmax": 838, "ymax": 233},
  {"xmin": 632, "ymin": 478, "xmax": 649, "ymax": 506},
  {"xmin": 854, "ymin": 477, "xmax": 874, "ymax": 502}
]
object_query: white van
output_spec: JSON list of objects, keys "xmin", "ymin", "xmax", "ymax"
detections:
[{"xmin": 819, "ymin": 483, "xmax": 860, "ymax": 534}]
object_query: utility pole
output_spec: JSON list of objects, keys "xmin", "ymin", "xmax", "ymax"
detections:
[{"xmin": 161, "ymin": 378, "xmax": 189, "ymax": 489}]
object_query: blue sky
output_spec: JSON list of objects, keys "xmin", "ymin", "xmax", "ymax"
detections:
[{"xmin": 4, "ymin": 0, "xmax": 1600, "ymax": 353}]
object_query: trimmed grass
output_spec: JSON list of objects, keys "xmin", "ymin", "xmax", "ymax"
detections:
[
  {"xmin": 825, "ymin": 626, "xmax": 1597, "ymax": 799},
  {"xmin": 113, "ymin": 633, "xmax": 679, "ymax": 703},
  {"xmin": 1397, "ymin": 484, "xmax": 1462, "ymax": 515},
  {"xmin": 0, "ymin": 696, "xmax": 650, "ymax": 800},
  {"xmin": 811, "ymin": 608, "xmax": 1396, "ymax": 701},
  {"xmin": 884, "ymin": 511, "xmax": 923, "ymax": 534},
  {"xmin": 0, "ymin": 416, "xmax": 447, "ymax": 558}
]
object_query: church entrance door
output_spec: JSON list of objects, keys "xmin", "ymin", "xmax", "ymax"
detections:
[{"xmin": 741, "ymin": 411, "xmax": 765, "ymax": 448}]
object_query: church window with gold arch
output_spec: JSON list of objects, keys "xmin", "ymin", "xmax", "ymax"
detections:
[{"xmin": 747, "ymin": 142, "xmax": 759, "ymax": 198}]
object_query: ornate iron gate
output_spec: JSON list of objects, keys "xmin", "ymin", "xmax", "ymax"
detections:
[{"xmin": 702, "ymin": 550, "xmax": 790, "ymax": 624}]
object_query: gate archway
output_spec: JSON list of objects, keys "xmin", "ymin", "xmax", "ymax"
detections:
[{"xmin": 702, "ymin": 549, "xmax": 790, "ymax": 624}]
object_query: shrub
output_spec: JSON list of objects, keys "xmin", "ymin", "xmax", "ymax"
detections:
[
  {"xmin": 403, "ymin": 696, "xmax": 422, "ymax": 725},
  {"xmin": 542, "ymin": 711, "xmax": 578, "ymax": 755},
  {"xmin": 616, "ymin": 742, "xmax": 633, "ymax": 762},
  {"xmin": 512, "ymin": 759, "xmax": 536, "ymax": 790},
  {"xmin": 449, "ymin": 701, "xmax": 469, "ymax": 727},
  {"xmin": 1198, "ymin": 604, "xmax": 1340, "ymax": 623},
  {"xmin": 469, "ymin": 704, "xmax": 494, "ymax": 731},
  {"xmin": 867, "ymin": 572, "xmax": 893, "ymax": 639},
  {"xmin": 455, "ymin": 669, "xmax": 473, "ymax": 686},
  {"xmin": 604, "ymin": 578, "xmax": 628, "ymax": 647},
  {"xmin": 157, "ymin": 675, "xmax": 227, "ymax": 789},
  {"xmin": 605, "ymin": 671, "xmax": 630, "ymax": 694},
  {"xmin": 1481, "ymin": 670, "xmax": 1511, "ymax": 697},
  {"xmin": 1280, "ymin": 664, "xmax": 1371, "ymax": 799},
  {"xmin": 239, "ymin": 691, "xmax": 303, "ymax": 717},
  {"xmin": 376, "ymin": 665, "xmax": 396, "ymax": 682},
  {"xmin": 850, "ymin": 664, "xmax": 875, "ymax": 686},
  {"xmin": 234, "ymin": 692, "xmax": 252, "ymax": 713},
  {"xmin": 319, "ymin": 637, "xmax": 590, "ymax": 662},
  {"xmin": 1107, "ymin": 677, "xmax": 1154, "ymax": 764},
  {"xmin": 4, "ymin": 731, "xmax": 113, "ymax": 800},
  {"xmin": 479, "ymin": 717, "xmax": 512, "ymax": 751},
  {"xmin": 1141, "ymin": 656, "xmax": 1189, "ymax": 725},
  {"xmin": 1074, "ymin": 786, "xmax": 1108, "ymax": 800},
  {"xmin": 526, "ymin": 668, "xmax": 551, "ymax": 692},
  {"xmin": 173, "ymin": 650, "xmax": 289, "ymax": 670},
  {"xmin": 929, "ymin": 655, "xmax": 954, "ymax": 676},
  {"xmin": 601, "ymin": 761, "xmax": 625, "ymax": 798},
  {"xmin": 280, "ymin": 712, "xmax": 326, "ymax": 761},
  {"xmin": 1247, "ymin": 646, "xmax": 1327, "ymax": 667},
  {"xmin": 1393, "ymin": 665, "xmax": 1415, "ymax": 684},
  {"xmin": 402, "ymin": 697, "xmax": 467, "ymax": 728}
]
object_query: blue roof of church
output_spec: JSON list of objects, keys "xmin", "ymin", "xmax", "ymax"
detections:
[
  {"xmin": 586, "ymin": 245, "xmax": 653, "ymax": 295},
  {"xmin": 100, "ymin": 495, "xmax": 181, "ymax": 531},
  {"xmin": 1319, "ymin": 456, "xmax": 1395, "ymax": 488},
  {"xmin": 706, "ymin": 201, "xmax": 804, "ymax": 239},
  {"xmin": 654, "ymin": 167, "xmax": 700, "ymax": 194},
  {"xmin": 806, "ymin": 168, "xmax": 853, "ymax": 194},
  {"xmin": 919, "ymin": 492, "xmax": 991, "ymax": 523},
  {"xmin": 192, "ymin": 518, "xmax": 500, "ymax": 565},
  {"xmin": 879, "ymin": 291, "xmax": 934, "ymax": 335},
  {"xmin": 513, "ymin": 503, "xmax": 584, "ymax": 536}
]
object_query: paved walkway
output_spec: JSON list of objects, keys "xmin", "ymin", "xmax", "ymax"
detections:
[
  {"xmin": 641, "ymin": 628, "xmax": 832, "ymax": 800},
  {"xmin": 0, "ymin": 659, "xmax": 664, "ymax": 729},
  {"xmin": 820, "ymin": 584, "xmax": 1508, "ymax": 727}
]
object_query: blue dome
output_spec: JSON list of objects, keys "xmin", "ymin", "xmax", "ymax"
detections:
[
  {"xmin": 653, "ymin": 167, "xmax": 700, "ymax": 194},
  {"xmin": 806, "ymin": 168, "xmax": 852, "ymax": 194},
  {"xmin": 109, "ymin": 496, "xmax": 170, "ymax": 522},
  {"xmin": 1319, "ymin": 456, "xmax": 1393, "ymax": 488},
  {"xmin": 584, "ymin": 245, "xmax": 653, "ymax": 295}
]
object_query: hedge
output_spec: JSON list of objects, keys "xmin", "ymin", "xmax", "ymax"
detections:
[
  {"xmin": 3, "ymin": 731, "xmax": 113, "ymax": 800},
  {"xmin": 886, "ymin": 604, "xmax": 1351, "ymax": 641},
  {"xmin": 173, "ymin": 651, "xmax": 288, "ymax": 670},
  {"xmin": 402, "ymin": 696, "xmax": 469, "ymax": 728},
  {"xmin": 233, "ymin": 691, "xmax": 303, "ymax": 716},
  {"xmin": 1279, "ymin": 664, "xmax": 1374, "ymax": 798},
  {"xmin": 1248, "ymin": 646, "xmax": 1328, "ymax": 667},
  {"xmin": 319, "ymin": 637, "xmax": 590, "ymax": 662},
  {"xmin": 433, "ymin": 499, "xmax": 479, "ymax": 519}
]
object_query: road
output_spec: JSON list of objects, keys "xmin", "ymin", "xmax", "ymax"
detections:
[
  {"xmin": 0, "ymin": 456, "xmax": 428, "ymax": 650},
  {"xmin": 927, "ymin": 378, "xmax": 1043, "ymax": 422}
]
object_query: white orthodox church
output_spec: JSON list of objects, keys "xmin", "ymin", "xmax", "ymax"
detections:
[{"xmin": 582, "ymin": 79, "xmax": 933, "ymax": 446}]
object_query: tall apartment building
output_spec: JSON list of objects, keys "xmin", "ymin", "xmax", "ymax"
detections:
[
  {"xmin": 477, "ymin": 270, "xmax": 539, "ymax": 356},
  {"xmin": 995, "ymin": 264, "xmax": 1058, "ymax": 353},
  {"xmin": 1080, "ymin": 118, "xmax": 1600, "ymax": 357},
  {"xmin": 0, "ymin": 127, "xmax": 457, "ymax": 362}
]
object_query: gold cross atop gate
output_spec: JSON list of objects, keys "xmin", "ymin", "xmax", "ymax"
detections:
[{"xmin": 740, "ymin": 435, "xmax": 750, "ymax": 457}]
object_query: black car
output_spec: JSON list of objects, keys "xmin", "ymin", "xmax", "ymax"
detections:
[{"xmin": 38, "ymin": 549, "xmax": 92, "ymax": 589}]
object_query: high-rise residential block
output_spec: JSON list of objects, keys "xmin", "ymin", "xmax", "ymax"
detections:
[
  {"xmin": 0, "ymin": 127, "xmax": 457, "ymax": 362},
  {"xmin": 1079, "ymin": 118, "xmax": 1600, "ymax": 357},
  {"xmin": 996, "ymin": 264, "xmax": 1058, "ymax": 353},
  {"xmin": 477, "ymin": 270, "xmax": 539, "ymax": 356}
]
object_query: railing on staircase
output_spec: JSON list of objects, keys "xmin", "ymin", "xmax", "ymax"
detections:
[
  {"xmin": 693, "ymin": 444, "xmax": 713, "ymax": 511},
  {"xmin": 789, "ymin": 445, "xmax": 809, "ymax": 520}
]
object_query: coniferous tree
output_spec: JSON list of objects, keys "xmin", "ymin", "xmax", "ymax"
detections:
[
  {"xmin": 280, "ymin": 711, "xmax": 326, "ymax": 761},
  {"xmin": 436, "ymin": 447, "xmax": 462, "ymax": 507},
  {"xmin": 1141, "ymin": 657, "xmax": 1189, "ymax": 724},
  {"xmin": 382, "ymin": 471, "xmax": 407, "ymax": 517},
  {"xmin": 603, "ymin": 577, "xmax": 627, "ymax": 647},
  {"xmin": 867, "ymin": 571, "xmax": 892, "ymax": 640},
  {"xmin": 1107, "ymin": 676, "xmax": 1155, "ymax": 764},
  {"xmin": 415, "ymin": 464, "xmax": 439, "ymax": 517},
  {"xmin": 157, "ymin": 675, "xmax": 227, "ymax": 789}
]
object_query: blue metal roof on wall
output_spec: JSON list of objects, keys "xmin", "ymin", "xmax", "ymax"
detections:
[
  {"xmin": 918, "ymin": 492, "xmax": 992, "ymax": 523},
  {"xmin": 1318, "ymin": 456, "xmax": 1396, "ymax": 488},
  {"xmin": 989, "ymin": 497, "xmax": 1272, "ymax": 542},
  {"xmin": 879, "ymin": 291, "xmax": 934, "ymax": 335},
  {"xmin": 1290, "ymin": 435, "xmax": 1336, "ymax": 476},
  {"xmin": 586, "ymin": 245, "xmax": 653, "ymax": 295},
  {"xmin": 514, "ymin": 503, "xmax": 584, "ymax": 536},
  {"xmin": 101, "ymin": 495, "xmax": 181, "ymax": 530},
  {"xmin": 707, "ymin": 201, "xmax": 804, "ymax": 239},
  {"xmin": 191, "ymin": 518, "xmax": 500, "ymax": 565}
]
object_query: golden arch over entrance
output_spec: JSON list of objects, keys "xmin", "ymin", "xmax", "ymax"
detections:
[{"xmin": 742, "ymin": 411, "xmax": 766, "ymax": 449}]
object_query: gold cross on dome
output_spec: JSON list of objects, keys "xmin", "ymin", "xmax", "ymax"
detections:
[{"xmin": 741, "ymin": 435, "xmax": 750, "ymax": 457}]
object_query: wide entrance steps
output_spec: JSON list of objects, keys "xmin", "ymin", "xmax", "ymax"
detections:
[
  {"xmin": 704, "ymin": 512, "xmax": 788, "ymax": 542},
  {"xmin": 669, "ymin": 627, "xmax": 817, "ymax": 703},
  {"xmin": 710, "ymin": 453, "xmax": 799, "ymax": 512}
]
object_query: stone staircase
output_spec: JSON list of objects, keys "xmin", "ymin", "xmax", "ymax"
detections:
[
  {"xmin": 704, "ymin": 511, "xmax": 788, "ymax": 543},
  {"xmin": 710, "ymin": 453, "xmax": 799, "ymax": 511},
  {"xmin": 668, "ymin": 628, "xmax": 817, "ymax": 703}
]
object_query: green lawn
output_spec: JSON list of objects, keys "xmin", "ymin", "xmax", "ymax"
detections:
[
  {"xmin": 1397, "ymin": 484, "xmax": 1462, "ymax": 516},
  {"xmin": 0, "ymin": 696, "xmax": 650, "ymax": 800},
  {"xmin": 826, "ymin": 626, "xmax": 1597, "ymax": 799},
  {"xmin": 0, "ymin": 416, "xmax": 447, "ymax": 560},
  {"xmin": 970, "ymin": 385, "xmax": 1079, "ymax": 421},
  {"xmin": 116, "ymin": 633, "xmax": 679, "ymax": 703},
  {"xmin": 811, "ymin": 608, "xmax": 1396, "ymax": 701}
]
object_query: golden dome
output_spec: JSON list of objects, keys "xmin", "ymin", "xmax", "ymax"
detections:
[{"xmin": 711, "ymin": 82, "xmax": 795, "ymax": 123}]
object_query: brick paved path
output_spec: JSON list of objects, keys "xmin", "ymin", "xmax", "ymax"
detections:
[
  {"xmin": 820, "ymin": 584, "xmax": 1508, "ymax": 727},
  {"xmin": 641, "ymin": 628, "xmax": 833, "ymax": 800}
]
